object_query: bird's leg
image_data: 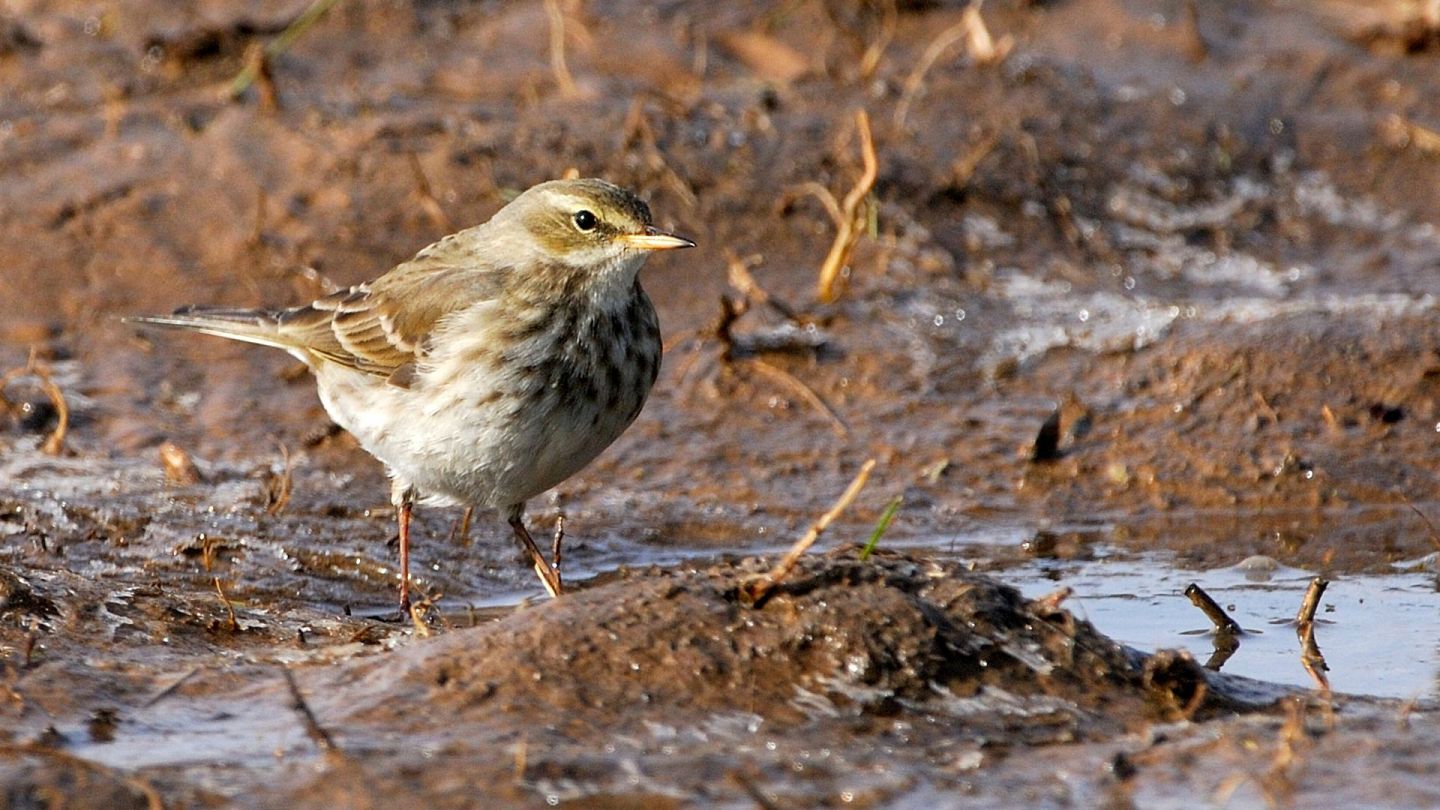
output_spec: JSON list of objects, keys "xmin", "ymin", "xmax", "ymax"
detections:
[
  {"xmin": 550, "ymin": 514, "xmax": 565, "ymax": 575},
  {"xmin": 395, "ymin": 485, "xmax": 416, "ymax": 614},
  {"xmin": 448, "ymin": 506, "xmax": 474, "ymax": 546},
  {"xmin": 508, "ymin": 510, "xmax": 563, "ymax": 598}
]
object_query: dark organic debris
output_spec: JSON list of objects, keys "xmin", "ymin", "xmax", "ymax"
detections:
[
  {"xmin": 0, "ymin": 567, "xmax": 58, "ymax": 620},
  {"xmin": 1031, "ymin": 407, "xmax": 1063, "ymax": 462}
]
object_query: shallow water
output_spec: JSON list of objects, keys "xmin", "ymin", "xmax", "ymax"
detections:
[{"xmin": 1003, "ymin": 547, "xmax": 1440, "ymax": 700}]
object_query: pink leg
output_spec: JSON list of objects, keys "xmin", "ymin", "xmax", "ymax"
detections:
[{"xmin": 398, "ymin": 499, "xmax": 413, "ymax": 613}]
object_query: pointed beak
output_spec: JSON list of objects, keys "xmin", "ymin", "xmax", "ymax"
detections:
[{"xmin": 620, "ymin": 226, "xmax": 696, "ymax": 252}]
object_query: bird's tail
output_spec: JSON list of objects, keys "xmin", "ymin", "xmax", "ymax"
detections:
[{"xmin": 123, "ymin": 306, "xmax": 298, "ymax": 353}]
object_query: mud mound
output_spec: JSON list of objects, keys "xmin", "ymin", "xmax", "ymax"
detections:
[{"xmin": 321, "ymin": 551, "xmax": 1263, "ymax": 740}]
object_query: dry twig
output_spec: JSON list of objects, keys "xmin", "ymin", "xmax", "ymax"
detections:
[
  {"xmin": 894, "ymin": 4, "xmax": 1012, "ymax": 129},
  {"xmin": 746, "ymin": 359, "xmax": 849, "ymax": 437},
  {"xmin": 544, "ymin": 0, "xmax": 580, "ymax": 97},
  {"xmin": 213, "ymin": 577, "xmax": 240, "ymax": 633},
  {"xmin": 858, "ymin": 0, "xmax": 898, "ymax": 78},
  {"xmin": 227, "ymin": 0, "xmax": 343, "ymax": 103},
  {"xmin": 263, "ymin": 444, "xmax": 294, "ymax": 516},
  {"xmin": 815, "ymin": 109, "xmax": 878, "ymax": 304},
  {"xmin": 1183, "ymin": 583, "xmax": 1242, "ymax": 634},
  {"xmin": 1294, "ymin": 576, "xmax": 1329, "ymax": 626},
  {"xmin": 281, "ymin": 667, "xmax": 339, "ymax": 754},
  {"xmin": 143, "ymin": 666, "xmax": 201, "ymax": 707},
  {"xmin": 1295, "ymin": 577, "xmax": 1331, "ymax": 692},
  {"xmin": 741, "ymin": 459, "xmax": 877, "ymax": 605},
  {"xmin": 1404, "ymin": 499, "xmax": 1440, "ymax": 552},
  {"xmin": 407, "ymin": 153, "xmax": 452, "ymax": 232}
]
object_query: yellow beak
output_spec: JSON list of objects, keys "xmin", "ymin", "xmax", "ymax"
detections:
[{"xmin": 620, "ymin": 227, "xmax": 696, "ymax": 251}]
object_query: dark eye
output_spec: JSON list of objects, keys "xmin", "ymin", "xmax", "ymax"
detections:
[{"xmin": 573, "ymin": 210, "xmax": 597, "ymax": 231}]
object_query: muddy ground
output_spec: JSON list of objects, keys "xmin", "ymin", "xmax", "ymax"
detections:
[{"xmin": 3, "ymin": 0, "xmax": 1440, "ymax": 806}]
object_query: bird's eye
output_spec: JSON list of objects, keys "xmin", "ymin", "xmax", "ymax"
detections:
[{"xmin": 573, "ymin": 210, "xmax": 597, "ymax": 232}]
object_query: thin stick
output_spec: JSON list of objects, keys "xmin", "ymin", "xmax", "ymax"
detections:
[
  {"xmin": 816, "ymin": 110, "xmax": 878, "ymax": 303},
  {"xmin": 894, "ymin": 5, "xmax": 1010, "ymax": 129},
  {"xmin": 544, "ymin": 0, "xmax": 579, "ymax": 97},
  {"xmin": 745, "ymin": 359, "xmax": 849, "ymax": 437},
  {"xmin": 1293, "ymin": 579, "xmax": 1332, "ymax": 691},
  {"xmin": 143, "ymin": 666, "xmax": 201, "ymax": 707},
  {"xmin": 1403, "ymin": 499, "xmax": 1440, "ymax": 552},
  {"xmin": 858, "ymin": 495, "xmax": 902, "ymax": 561},
  {"xmin": 788, "ymin": 181, "xmax": 844, "ymax": 228},
  {"xmin": 858, "ymin": 0, "xmax": 897, "ymax": 78},
  {"xmin": 227, "ymin": 0, "xmax": 344, "ymax": 100},
  {"xmin": 743, "ymin": 459, "xmax": 877, "ymax": 605},
  {"xmin": 1183, "ymin": 583, "xmax": 1242, "ymax": 634},
  {"xmin": 265, "ymin": 443, "xmax": 293, "ymax": 515},
  {"xmin": 281, "ymin": 667, "xmax": 338, "ymax": 754},
  {"xmin": 894, "ymin": 18, "xmax": 971, "ymax": 130},
  {"xmin": 509, "ymin": 516, "xmax": 563, "ymax": 598},
  {"xmin": 451, "ymin": 506, "xmax": 474, "ymax": 546},
  {"xmin": 213, "ymin": 577, "xmax": 240, "ymax": 633},
  {"xmin": 407, "ymin": 153, "xmax": 453, "ymax": 232},
  {"xmin": 1294, "ymin": 577, "xmax": 1329, "ymax": 626}
]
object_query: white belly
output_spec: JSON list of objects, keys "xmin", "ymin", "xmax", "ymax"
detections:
[{"xmin": 314, "ymin": 345, "xmax": 645, "ymax": 510}]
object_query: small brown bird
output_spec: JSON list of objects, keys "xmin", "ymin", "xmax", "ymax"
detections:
[{"xmin": 129, "ymin": 179, "xmax": 693, "ymax": 611}]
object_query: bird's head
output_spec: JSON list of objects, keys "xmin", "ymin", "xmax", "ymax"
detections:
[{"xmin": 497, "ymin": 179, "xmax": 693, "ymax": 292}]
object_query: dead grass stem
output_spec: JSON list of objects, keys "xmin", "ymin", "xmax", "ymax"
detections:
[
  {"xmin": 742, "ymin": 458, "xmax": 876, "ymax": 605},
  {"xmin": 815, "ymin": 109, "xmax": 877, "ymax": 304}
]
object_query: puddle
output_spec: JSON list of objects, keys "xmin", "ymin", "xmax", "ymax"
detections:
[{"xmin": 1005, "ymin": 548, "xmax": 1440, "ymax": 699}]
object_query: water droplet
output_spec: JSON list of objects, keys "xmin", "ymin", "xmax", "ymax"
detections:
[
  {"xmin": 954, "ymin": 308, "xmax": 967, "ymax": 321},
  {"xmin": 1077, "ymin": 309, "xmax": 1090, "ymax": 323},
  {"xmin": 933, "ymin": 314, "xmax": 945, "ymax": 327},
  {"xmin": 1123, "ymin": 276, "xmax": 1136, "ymax": 290}
]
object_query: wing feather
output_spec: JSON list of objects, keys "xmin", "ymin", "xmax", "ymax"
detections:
[{"xmin": 273, "ymin": 254, "xmax": 506, "ymax": 378}]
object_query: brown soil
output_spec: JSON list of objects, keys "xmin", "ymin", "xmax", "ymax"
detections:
[{"xmin": 3, "ymin": 0, "xmax": 1440, "ymax": 805}]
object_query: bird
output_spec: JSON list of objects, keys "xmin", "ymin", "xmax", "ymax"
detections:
[{"xmin": 128, "ymin": 178, "xmax": 694, "ymax": 612}]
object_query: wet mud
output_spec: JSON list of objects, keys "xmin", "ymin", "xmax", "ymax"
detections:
[{"xmin": 4, "ymin": 0, "xmax": 1440, "ymax": 805}]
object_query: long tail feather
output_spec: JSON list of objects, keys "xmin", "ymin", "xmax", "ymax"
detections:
[{"xmin": 123, "ymin": 306, "xmax": 299, "ymax": 353}]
